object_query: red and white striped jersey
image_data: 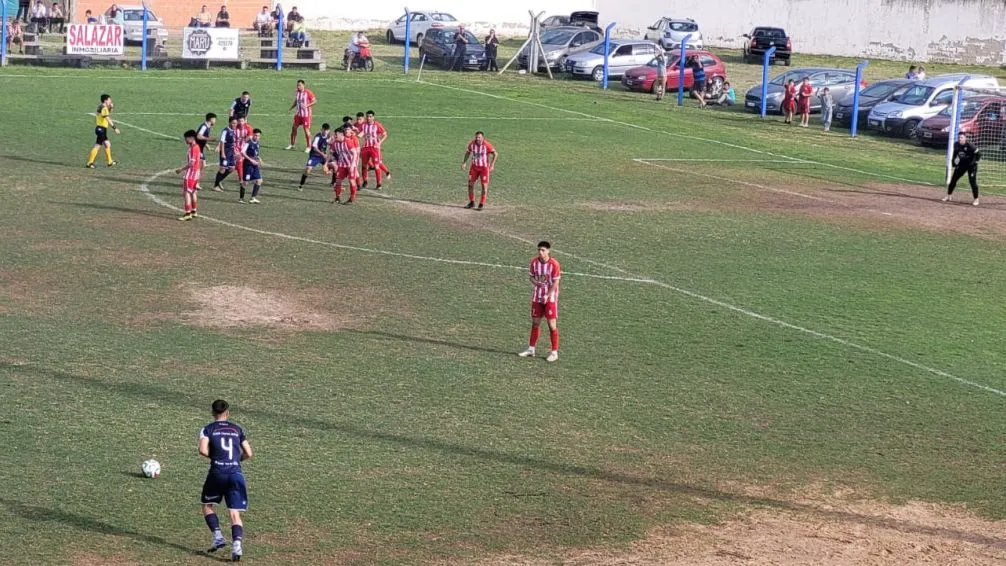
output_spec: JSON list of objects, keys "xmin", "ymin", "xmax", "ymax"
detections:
[
  {"xmin": 529, "ymin": 257, "xmax": 561, "ymax": 303},
  {"xmin": 331, "ymin": 140, "xmax": 355, "ymax": 168},
  {"xmin": 235, "ymin": 123, "xmax": 253, "ymax": 144},
  {"xmin": 360, "ymin": 121, "xmax": 386, "ymax": 148},
  {"xmin": 185, "ymin": 144, "xmax": 202, "ymax": 182},
  {"xmin": 467, "ymin": 140, "xmax": 495, "ymax": 167},
  {"xmin": 294, "ymin": 88, "xmax": 316, "ymax": 118}
]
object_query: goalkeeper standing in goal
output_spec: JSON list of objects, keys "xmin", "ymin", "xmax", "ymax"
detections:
[{"xmin": 941, "ymin": 132, "xmax": 982, "ymax": 206}]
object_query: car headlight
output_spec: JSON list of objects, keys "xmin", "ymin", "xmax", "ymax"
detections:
[
  {"xmin": 941, "ymin": 126, "xmax": 950, "ymax": 133},
  {"xmin": 545, "ymin": 50, "xmax": 562, "ymax": 61},
  {"xmin": 887, "ymin": 111, "xmax": 903, "ymax": 119}
]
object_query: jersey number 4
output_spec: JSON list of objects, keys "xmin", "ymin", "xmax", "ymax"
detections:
[{"xmin": 218, "ymin": 437, "xmax": 235, "ymax": 460}]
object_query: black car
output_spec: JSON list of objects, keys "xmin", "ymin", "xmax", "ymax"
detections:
[
  {"xmin": 418, "ymin": 28, "xmax": 487, "ymax": 70},
  {"xmin": 832, "ymin": 79, "xmax": 914, "ymax": 128},
  {"xmin": 742, "ymin": 27, "xmax": 791, "ymax": 65},
  {"xmin": 541, "ymin": 11, "xmax": 601, "ymax": 33}
]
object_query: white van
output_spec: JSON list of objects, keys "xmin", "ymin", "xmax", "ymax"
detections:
[{"xmin": 867, "ymin": 74, "xmax": 999, "ymax": 138}]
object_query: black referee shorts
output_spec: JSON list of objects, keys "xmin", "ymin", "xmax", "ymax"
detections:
[{"xmin": 94, "ymin": 126, "xmax": 108, "ymax": 145}]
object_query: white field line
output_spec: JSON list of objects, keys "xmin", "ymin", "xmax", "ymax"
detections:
[
  {"xmin": 635, "ymin": 158, "xmax": 835, "ymax": 202},
  {"xmin": 416, "ymin": 80, "xmax": 940, "ymax": 187},
  {"xmin": 3, "ymin": 73, "xmax": 405, "ymax": 82},
  {"xmin": 636, "ymin": 158, "xmax": 811, "ymax": 163},
  {"xmin": 106, "ymin": 112, "xmax": 596, "ymax": 121},
  {"xmin": 124, "ymin": 116, "xmax": 1004, "ymax": 397}
]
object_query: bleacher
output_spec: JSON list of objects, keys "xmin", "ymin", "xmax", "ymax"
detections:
[{"xmin": 243, "ymin": 34, "xmax": 325, "ymax": 70}]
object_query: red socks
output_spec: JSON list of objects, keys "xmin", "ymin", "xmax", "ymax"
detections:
[
  {"xmin": 375, "ymin": 169, "xmax": 383, "ymax": 184},
  {"xmin": 479, "ymin": 192, "xmax": 487, "ymax": 206},
  {"xmin": 334, "ymin": 186, "xmax": 342, "ymax": 199},
  {"xmin": 349, "ymin": 183, "xmax": 357, "ymax": 199},
  {"xmin": 467, "ymin": 188, "xmax": 475, "ymax": 202},
  {"xmin": 529, "ymin": 326, "xmax": 540, "ymax": 347},
  {"xmin": 549, "ymin": 329, "xmax": 559, "ymax": 352}
]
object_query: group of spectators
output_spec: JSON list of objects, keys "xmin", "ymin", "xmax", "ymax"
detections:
[
  {"xmin": 652, "ymin": 52, "xmax": 736, "ymax": 107},
  {"xmin": 446, "ymin": 25, "xmax": 500, "ymax": 72},
  {"xmin": 189, "ymin": 5, "xmax": 231, "ymax": 29},
  {"xmin": 12, "ymin": 0, "xmax": 64, "ymax": 34},
  {"xmin": 249, "ymin": 5, "xmax": 306, "ymax": 43}
]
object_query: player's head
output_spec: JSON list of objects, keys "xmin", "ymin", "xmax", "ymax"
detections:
[
  {"xmin": 252, "ymin": 128, "xmax": 262, "ymax": 141},
  {"xmin": 237, "ymin": 116, "xmax": 247, "ymax": 127},
  {"xmin": 341, "ymin": 115, "xmax": 352, "ymax": 124},
  {"xmin": 211, "ymin": 399, "xmax": 230, "ymax": 419},
  {"xmin": 183, "ymin": 129, "xmax": 197, "ymax": 144},
  {"xmin": 365, "ymin": 110, "xmax": 375, "ymax": 122},
  {"xmin": 334, "ymin": 127, "xmax": 346, "ymax": 140},
  {"xmin": 537, "ymin": 241, "xmax": 551, "ymax": 260},
  {"xmin": 240, "ymin": 91, "xmax": 250, "ymax": 101},
  {"xmin": 321, "ymin": 123, "xmax": 330, "ymax": 132},
  {"xmin": 474, "ymin": 131, "xmax": 485, "ymax": 143},
  {"xmin": 228, "ymin": 117, "xmax": 238, "ymax": 128},
  {"xmin": 100, "ymin": 93, "xmax": 111, "ymax": 105},
  {"xmin": 296, "ymin": 79, "xmax": 306, "ymax": 91},
  {"xmin": 958, "ymin": 132, "xmax": 968, "ymax": 143},
  {"xmin": 205, "ymin": 112, "xmax": 217, "ymax": 125},
  {"xmin": 355, "ymin": 112, "xmax": 365, "ymax": 122}
]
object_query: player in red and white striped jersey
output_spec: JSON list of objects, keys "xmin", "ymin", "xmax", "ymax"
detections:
[
  {"xmin": 519, "ymin": 241, "xmax": 561, "ymax": 362},
  {"xmin": 326, "ymin": 127, "xmax": 359, "ymax": 204},
  {"xmin": 286, "ymin": 80, "xmax": 316, "ymax": 151},
  {"xmin": 234, "ymin": 117, "xmax": 254, "ymax": 188},
  {"xmin": 461, "ymin": 131, "xmax": 497, "ymax": 210},
  {"xmin": 359, "ymin": 110, "xmax": 392, "ymax": 189},
  {"xmin": 175, "ymin": 130, "xmax": 203, "ymax": 221}
]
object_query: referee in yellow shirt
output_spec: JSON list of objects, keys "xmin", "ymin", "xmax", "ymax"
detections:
[{"xmin": 86, "ymin": 94, "xmax": 120, "ymax": 168}]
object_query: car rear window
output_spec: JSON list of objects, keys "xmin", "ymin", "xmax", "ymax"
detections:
[
  {"xmin": 669, "ymin": 22, "xmax": 698, "ymax": 32},
  {"xmin": 431, "ymin": 13, "xmax": 456, "ymax": 21},
  {"xmin": 754, "ymin": 28, "xmax": 786, "ymax": 38}
]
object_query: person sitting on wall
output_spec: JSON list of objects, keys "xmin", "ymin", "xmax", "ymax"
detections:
[
  {"xmin": 285, "ymin": 6, "xmax": 303, "ymax": 32},
  {"xmin": 253, "ymin": 5, "xmax": 273, "ymax": 35},
  {"xmin": 49, "ymin": 2, "xmax": 64, "ymax": 33},
  {"xmin": 289, "ymin": 18, "xmax": 307, "ymax": 46},
  {"xmin": 192, "ymin": 5, "xmax": 211, "ymax": 27},
  {"xmin": 104, "ymin": 3, "xmax": 124, "ymax": 25},
  {"xmin": 29, "ymin": 0, "xmax": 47, "ymax": 34},
  {"xmin": 215, "ymin": 4, "xmax": 230, "ymax": 28},
  {"xmin": 6, "ymin": 17, "xmax": 25, "ymax": 53}
]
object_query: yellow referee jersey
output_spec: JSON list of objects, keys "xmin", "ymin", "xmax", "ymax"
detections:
[{"xmin": 95, "ymin": 105, "xmax": 111, "ymax": 129}]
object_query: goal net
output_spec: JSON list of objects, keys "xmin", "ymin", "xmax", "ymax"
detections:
[{"xmin": 945, "ymin": 87, "xmax": 1006, "ymax": 188}]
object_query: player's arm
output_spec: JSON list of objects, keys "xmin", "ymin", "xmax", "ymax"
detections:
[
  {"xmin": 304, "ymin": 94, "xmax": 316, "ymax": 110},
  {"xmin": 488, "ymin": 148, "xmax": 498, "ymax": 170},
  {"xmin": 198, "ymin": 436, "xmax": 211, "ymax": 458},
  {"xmin": 240, "ymin": 439, "xmax": 253, "ymax": 461},
  {"xmin": 103, "ymin": 108, "xmax": 121, "ymax": 134},
  {"xmin": 378, "ymin": 125, "xmax": 388, "ymax": 145},
  {"xmin": 175, "ymin": 155, "xmax": 194, "ymax": 175},
  {"xmin": 461, "ymin": 150, "xmax": 471, "ymax": 170},
  {"xmin": 351, "ymin": 147, "xmax": 361, "ymax": 169},
  {"xmin": 547, "ymin": 276, "xmax": 560, "ymax": 301}
]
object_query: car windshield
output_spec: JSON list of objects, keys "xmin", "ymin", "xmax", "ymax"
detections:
[
  {"xmin": 540, "ymin": 29, "xmax": 576, "ymax": 44},
  {"xmin": 860, "ymin": 82, "xmax": 902, "ymax": 98},
  {"xmin": 431, "ymin": 13, "xmax": 456, "ymax": 22},
  {"xmin": 590, "ymin": 43, "xmax": 618, "ymax": 55},
  {"xmin": 894, "ymin": 85, "xmax": 935, "ymax": 105},
  {"xmin": 938, "ymin": 99, "xmax": 985, "ymax": 119},
  {"xmin": 122, "ymin": 10, "xmax": 155, "ymax": 21},
  {"xmin": 769, "ymin": 70, "xmax": 806, "ymax": 85},
  {"xmin": 669, "ymin": 22, "xmax": 698, "ymax": 32}
]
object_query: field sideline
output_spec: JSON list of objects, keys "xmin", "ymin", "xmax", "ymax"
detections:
[{"xmin": 4, "ymin": 65, "xmax": 1006, "ymax": 564}]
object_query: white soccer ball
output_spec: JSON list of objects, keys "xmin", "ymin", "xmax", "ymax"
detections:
[{"xmin": 142, "ymin": 459, "xmax": 161, "ymax": 479}]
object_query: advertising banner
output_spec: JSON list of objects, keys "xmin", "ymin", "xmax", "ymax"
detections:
[
  {"xmin": 183, "ymin": 27, "xmax": 241, "ymax": 60},
  {"xmin": 67, "ymin": 25, "xmax": 125, "ymax": 56}
]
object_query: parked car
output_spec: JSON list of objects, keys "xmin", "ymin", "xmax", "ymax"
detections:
[
  {"xmin": 742, "ymin": 27, "xmax": 791, "ymax": 65},
  {"xmin": 868, "ymin": 74, "xmax": 1000, "ymax": 138},
  {"xmin": 643, "ymin": 17, "xmax": 703, "ymax": 51},
  {"xmin": 117, "ymin": 5, "xmax": 168, "ymax": 44},
  {"xmin": 386, "ymin": 10, "xmax": 457, "ymax": 44},
  {"xmin": 744, "ymin": 68, "xmax": 863, "ymax": 114},
  {"xmin": 564, "ymin": 39, "xmax": 661, "ymax": 81},
  {"xmin": 621, "ymin": 49, "xmax": 726, "ymax": 96},
  {"xmin": 541, "ymin": 11, "xmax": 601, "ymax": 33},
  {"xmin": 832, "ymin": 79, "xmax": 914, "ymax": 128},
  {"xmin": 917, "ymin": 95, "xmax": 1006, "ymax": 148},
  {"xmin": 518, "ymin": 26, "xmax": 602, "ymax": 71},
  {"xmin": 418, "ymin": 27, "xmax": 487, "ymax": 70}
]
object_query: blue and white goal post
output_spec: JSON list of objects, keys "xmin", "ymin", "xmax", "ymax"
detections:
[{"xmin": 945, "ymin": 81, "xmax": 1006, "ymax": 188}]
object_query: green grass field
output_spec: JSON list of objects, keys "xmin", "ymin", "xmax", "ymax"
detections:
[{"xmin": 4, "ymin": 59, "xmax": 1006, "ymax": 565}]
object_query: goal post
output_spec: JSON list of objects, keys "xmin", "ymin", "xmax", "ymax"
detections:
[{"xmin": 945, "ymin": 85, "xmax": 1006, "ymax": 188}]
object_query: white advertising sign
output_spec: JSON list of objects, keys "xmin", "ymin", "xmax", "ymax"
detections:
[
  {"xmin": 67, "ymin": 24, "xmax": 124, "ymax": 56},
  {"xmin": 182, "ymin": 27, "xmax": 241, "ymax": 60}
]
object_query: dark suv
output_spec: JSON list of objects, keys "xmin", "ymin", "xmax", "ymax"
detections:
[
  {"xmin": 742, "ymin": 27, "xmax": 791, "ymax": 65},
  {"xmin": 418, "ymin": 28, "xmax": 487, "ymax": 70}
]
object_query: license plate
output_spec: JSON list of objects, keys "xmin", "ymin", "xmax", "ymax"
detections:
[
  {"xmin": 869, "ymin": 120, "xmax": 880, "ymax": 127},
  {"xmin": 745, "ymin": 101, "xmax": 756, "ymax": 107},
  {"xmin": 624, "ymin": 79, "xmax": 633, "ymax": 85},
  {"xmin": 469, "ymin": 57, "xmax": 477, "ymax": 63},
  {"xmin": 835, "ymin": 112, "xmax": 845, "ymax": 119},
  {"xmin": 923, "ymin": 132, "xmax": 933, "ymax": 138}
]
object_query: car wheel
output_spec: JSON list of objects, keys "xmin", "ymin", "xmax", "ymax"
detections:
[
  {"xmin": 417, "ymin": 48, "xmax": 425, "ymax": 62},
  {"xmin": 386, "ymin": 30, "xmax": 395, "ymax": 44},
  {"xmin": 903, "ymin": 119, "xmax": 921, "ymax": 139},
  {"xmin": 707, "ymin": 76, "xmax": 724, "ymax": 97},
  {"xmin": 783, "ymin": 57, "xmax": 791, "ymax": 66},
  {"xmin": 591, "ymin": 66, "xmax": 604, "ymax": 82},
  {"xmin": 416, "ymin": 33, "xmax": 423, "ymax": 45}
]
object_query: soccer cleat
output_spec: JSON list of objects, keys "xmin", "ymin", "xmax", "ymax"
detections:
[
  {"xmin": 85, "ymin": 163, "xmax": 95, "ymax": 169},
  {"xmin": 178, "ymin": 213, "xmax": 193, "ymax": 221},
  {"xmin": 465, "ymin": 202, "xmax": 475, "ymax": 209},
  {"xmin": 385, "ymin": 172, "xmax": 392, "ymax": 181},
  {"xmin": 213, "ymin": 186, "xmax": 225, "ymax": 192},
  {"xmin": 362, "ymin": 180, "xmax": 368, "ymax": 188},
  {"xmin": 331, "ymin": 197, "xmax": 340, "ymax": 204},
  {"xmin": 343, "ymin": 198, "xmax": 355, "ymax": 205},
  {"xmin": 249, "ymin": 197, "xmax": 261, "ymax": 204},
  {"xmin": 973, "ymin": 198, "xmax": 980, "ymax": 206},
  {"xmin": 375, "ymin": 184, "xmax": 382, "ymax": 191},
  {"xmin": 231, "ymin": 540, "xmax": 242, "ymax": 562},
  {"xmin": 477, "ymin": 204, "xmax": 484, "ymax": 211},
  {"xmin": 941, "ymin": 195, "xmax": 952, "ymax": 202},
  {"xmin": 238, "ymin": 198, "xmax": 246, "ymax": 204},
  {"xmin": 285, "ymin": 144, "xmax": 295, "ymax": 150},
  {"xmin": 518, "ymin": 348, "xmax": 536, "ymax": 358},
  {"xmin": 207, "ymin": 537, "xmax": 227, "ymax": 553},
  {"xmin": 191, "ymin": 211, "xmax": 199, "ymax": 218},
  {"xmin": 546, "ymin": 351, "xmax": 559, "ymax": 362},
  {"xmin": 107, "ymin": 161, "xmax": 117, "ymax": 167}
]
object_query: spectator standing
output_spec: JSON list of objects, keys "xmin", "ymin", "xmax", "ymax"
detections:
[
  {"xmin": 451, "ymin": 25, "xmax": 468, "ymax": 71},
  {"xmin": 17, "ymin": 0, "xmax": 30, "ymax": 23},
  {"xmin": 214, "ymin": 5, "xmax": 230, "ymax": 28},
  {"xmin": 916, "ymin": 66, "xmax": 927, "ymax": 80},
  {"xmin": 797, "ymin": 76, "xmax": 813, "ymax": 127},
  {"xmin": 85, "ymin": 9, "xmax": 98, "ymax": 23},
  {"xmin": 29, "ymin": 0, "xmax": 46, "ymax": 33},
  {"xmin": 905, "ymin": 65, "xmax": 917, "ymax": 79},
  {"xmin": 689, "ymin": 56, "xmax": 706, "ymax": 107},
  {"xmin": 782, "ymin": 79, "xmax": 796, "ymax": 124},
  {"xmin": 653, "ymin": 50, "xmax": 666, "ymax": 101},
  {"xmin": 253, "ymin": 6, "xmax": 272, "ymax": 35},
  {"xmin": 7, "ymin": 17, "xmax": 24, "ymax": 53},
  {"xmin": 484, "ymin": 29, "xmax": 499, "ymax": 72},
  {"xmin": 49, "ymin": 2, "xmax": 64, "ymax": 33},
  {"xmin": 819, "ymin": 87, "xmax": 834, "ymax": 132}
]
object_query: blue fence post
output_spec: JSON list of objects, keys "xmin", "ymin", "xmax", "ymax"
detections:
[
  {"xmin": 141, "ymin": 2, "xmax": 149, "ymax": 71},
  {"xmin": 403, "ymin": 8, "xmax": 411, "ymax": 73},
  {"xmin": 945, "ymin": 75, "xmax": 971, "ymax": 184},
  {"xmin": 275, "ymin": 3, "xmax": 284, "ymax": 71},
  {"xmin": 1, "ymin": 0, "xmax": 8, "ymax": 67},
  {"xmin": 850, "ymin": 59, "xmax": 869, "ymax": 137},
  {"xmin": 676, "ymin": 33, "xmax": 692, "ymax": 106},
  {"xmin": 759, "ymin": 46, "xmax": 777, "ymax": 118},
  {"xmin": 601, "ymin": 22, "xmax": 615, "ymax": 89}
]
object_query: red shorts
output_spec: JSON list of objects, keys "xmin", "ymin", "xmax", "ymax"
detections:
[
  {"xmin": 531, "ymin": 301, "xmax": 557, "ymax": 321},
  {"xmin": 183, "ymin": 179, "xmax": 199, "ymax": 192},
  {"xmin": 469, "ymin": 166, "xmax": 490, "ymax": 185},
  {"xmin": 361, "ymin": 147, "xmax": 382, "ymax": 167},
  {"xmin": 293, "ymin": 114, "xmax": 311, "ymax": 129},
  {"xmin": 334, "ymin": 166, "xmax": 356, "ymax": 184}
]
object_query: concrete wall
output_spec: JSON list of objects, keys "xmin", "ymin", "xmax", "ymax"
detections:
[
  {"xmin": 596, "ymin": 0, "xmax": 1006, "ymax": 65},
  {"xmin": 72, "ymin": 0, "xmax": 264, "ymax": 29}
]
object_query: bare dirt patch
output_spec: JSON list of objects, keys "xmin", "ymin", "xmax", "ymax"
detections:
[
  {"xmin": 178, "ymin": 284, "xmax": 354, "ymax": 331},
  {"xmin": 384, "ymin": 198, "xmax": 516, "ymax": 232},
  {"xmin": 580, "ymin": 201, "xmax": 696, "ymax": 213}
]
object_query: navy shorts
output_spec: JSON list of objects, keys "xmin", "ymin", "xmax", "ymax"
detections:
[
  {"xmin": 306, "ymin": 154, "xmax": 326, "ymax": 168},
  {"xmin": 243, "ymin": 165, "xmax": 262, "ymax": 182},
  {"xmin": 200, "ymin": 471, "xmax": 248, "ymax": 511},
  {"xmin": 220, "ymin": 151, "xmax": 235, "ymax": 168}
]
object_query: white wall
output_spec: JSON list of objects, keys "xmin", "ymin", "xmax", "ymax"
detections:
[
  {"xmin": 595, "ymin": 0, "xmax": 1006, "ymax": 65},
  {"xmin": 295, "ymin": 0, "xmax": 595, "ymax": 37}
]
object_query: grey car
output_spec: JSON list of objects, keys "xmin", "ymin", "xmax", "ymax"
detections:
[
  {"xmin": 518, "ymin": 26, "xmax": 602, "ymax": 71},
  {"xmin": 563, "ymin": 39, "xmax": 661, "ymax": 81},
  {"xmin": 743, "ymin": 67, "xmax": 862, "ymax": 114}
]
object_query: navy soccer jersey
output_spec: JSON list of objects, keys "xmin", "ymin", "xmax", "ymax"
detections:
[
  {"xmin": 231, "ymin": 97, "xmax": 252, "ymax": 120},
  {"xmin": 243, "ymin": 140, "xmax": 262, "ymax": 181},
  {"xmin": 307, "ymin": 132, "xmax": 328, "ymax": 167},
  {"xmin": 196, "ymin": 121, "xmax": 213, "ymax": 158},
  {"xmin": 199, "ymin": 420, "xmax": 246, "ymax": 474},
  {"xmin": 219, "ymin": 127, "xmax": 237, "ymax": 167}
]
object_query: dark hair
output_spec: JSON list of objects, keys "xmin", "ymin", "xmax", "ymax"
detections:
[
  {"xmin": 229, "ymin": 116, "xmax": 238, "ymax": 123},
  {"xmin": 321, "ymin": 123, "xmax": 330, "ymax": 130},
  {"xmin": 205, "ymin": 112, "xmax": 216, "ymax": 120},
  {"xmin": 475, "ymin": 130, "xmax": 485, "ymax": 137},
  {"xmin": 100, "ymin": 94, "xmax": 110, "ymax": 103},
  {"xmin": 356, "ymin": 112, "xmax": 365, "ymax": 118},
  {"xmin": 252, "ymin": 128, "xmax": 262, "ymax": 134},
  {"xmin": 211, "ymin": 399, "xmax": 229, "ymax": 415},
  {"xmin": 241, "ymin": 91, "xmax": 250, "ymax": 96},
  {"xmin": 908, "ymin": 65, "xmax": 917, "ymax": 71},
  {"xmin": 341, "ymin": 115, "xmax": 351, "ymax": 123},
  {"xmin": 335, "ymin": 127, "xmax": 346, "ymax": 135},
  {"xmin": 537, "ymin": 241, "xmax": 551, "ymax": 249},
  {"xmin": 184, "ymin": 129, "xmax": 197, "ymax": 139},
  {"xmin": 366, "ymin": 110, "xmax": 375, "ymax": 116},
  {"xmin": 297, "ymin": 79, "xmax": 305, "ymax": 85}
]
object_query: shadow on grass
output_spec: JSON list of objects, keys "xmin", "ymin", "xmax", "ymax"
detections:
[
  {"xmin": 6, "ymin": 360, "xmax": 1006, "ymax": 548},
  {"xmin": 48, "ymin": 201, "xmax": 177, "ymax": 219},
  {"xmin": 344, "ymin": 329, "xmax": 514, "ymax": 356},
  {"xmin": 0, "ymin": 154, "xmax": 76, "ymax": 168},
  {"xmin": 0, "ymin": 498, "xmax": 223, "ymax": 561}
]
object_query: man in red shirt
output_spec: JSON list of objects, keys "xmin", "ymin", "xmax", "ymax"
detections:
[
  {"xmin": 326, "ymin": 127, "xmax": 359, "ymax": 204},
  {"xmin": 461, "ymin": 131, "xmax": 497, "ymax": 210},
  {"xmin": 234, "ymin": 117, "xmax": 254, "ymax": 186},
  {"xmin": 359, "ymin": 110, "xmax": 392, "ymax": 189},
  {"xmin": 518, "ymin": 241, "xmax": 561, "ymax": 362},
  {"xmin": 176, "ymin": 129, "xmax": 203, "ymax": 221},
  {"xmin": 286, "ymin": 79, "xmax": 316, "ymax": 151}
]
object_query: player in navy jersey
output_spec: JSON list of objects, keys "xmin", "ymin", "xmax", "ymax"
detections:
[
  {"xmin": 212, "ymin": 117, "xmax": 239, "ymax": 192},
  {"xmin": 238, "ymin": 129, "xmax": 264, "ymax": 204},
  {"xmin": 199, "ymin": 399, "xmax": 253, "ymax": 562},
  {"xmin": 229, "ymin": 91, "xmax": 252, "ymax": 121},
  {"xmin": 194, "ymin": 113, "xmax": 217, "ymax": 189},
  {"xmin": 298, "ymin": 123, "xmax": 330, "ymax": 191}
]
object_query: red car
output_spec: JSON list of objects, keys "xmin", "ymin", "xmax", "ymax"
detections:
[
  {"xmin": 620, "ymin": 49, "xmax": 727, "ymax": 95},
  {"xmin": 917, "ymin": 95, "xmax": 1006, "ymax": 148}
]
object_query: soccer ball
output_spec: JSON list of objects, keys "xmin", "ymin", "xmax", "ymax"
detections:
[{"xmin": 141, "ymin": 459, "xmax": 161, "ymax": 478}]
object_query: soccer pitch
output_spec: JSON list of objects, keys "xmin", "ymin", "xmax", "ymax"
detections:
[{"xmin": 4, "ymin": 67, "xmax": 1006, "ymax": 564}]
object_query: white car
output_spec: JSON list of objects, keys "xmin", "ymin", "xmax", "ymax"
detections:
[
  {"xmin": 643, "ymin": 17, "xmax": 703, "ymax": 51},
  {"xmin": 868, "ymin": 74, "xmax": 1000, "ymax": 138},
  {"xmin": 386, "ymin": 11, "xmax": 458, "ymax": 44},
  {"xmin": 110, "ymin": 5, "xmax": 169, "ymax": 44}
]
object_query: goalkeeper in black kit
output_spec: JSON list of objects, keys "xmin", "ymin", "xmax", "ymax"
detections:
[{"xmin": 941, "ymin": 132, "xmax": 982, "ymax": 206}]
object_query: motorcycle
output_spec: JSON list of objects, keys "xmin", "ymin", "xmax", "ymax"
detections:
[{"xmin": 344, "ymin": 43, "xmax": 374, "ymax": 72}]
